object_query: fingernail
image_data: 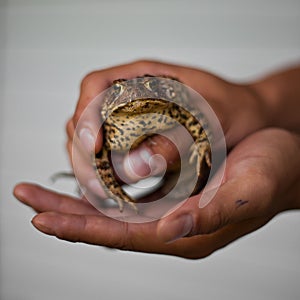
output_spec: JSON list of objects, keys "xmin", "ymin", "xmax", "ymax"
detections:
[
  {"xmin": 79, "ymin": 128, "xmax": 95, "ymax": 153},
  {"xmin": 87, "ymin": 178, "xmax": 106, "ymax": 198},
  {"xmin": 123, "ymin": 147, "xmax": 166, "ymax": 181},
  {"xmin": 123, "ymin": 148, "xmax": 152, "ymax": 180},
  {"xmin": 158, "ymin": 214, "xmax": 193, "ymax": 243},
  {"xmin": 31, "ymin": 213, "xmax": 57, "ymax": 235}
]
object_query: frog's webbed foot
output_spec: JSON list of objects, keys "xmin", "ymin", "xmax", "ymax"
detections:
[{"xmin": 95, "ymin": 147, "xmax": 138, "ymax": 213}]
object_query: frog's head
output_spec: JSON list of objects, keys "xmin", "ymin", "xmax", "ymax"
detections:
[{"xmin": 101, "ymin": 76, "xmax": 187, "ymax": 119}]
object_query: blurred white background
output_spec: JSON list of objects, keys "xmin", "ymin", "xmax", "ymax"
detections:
[{"xmin": 1, "ymin": 0, "xmax": 300, "ymax": 299}]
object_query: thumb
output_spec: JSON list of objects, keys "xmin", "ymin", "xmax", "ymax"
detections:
[
  {"xmin": 157, "ymin": 174, "xmax": 273, "ymax": 243},
  {"xmin": 119, "ymin": 125, "xmax": 191, "ymax": 183},
  {"xmin": 75, "ymin": 94, "xmax": 103, "ymax": 155}
]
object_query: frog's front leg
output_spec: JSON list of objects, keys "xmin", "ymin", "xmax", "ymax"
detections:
[{"xmin": 95, "ymin": 146, "xmax": 138, "ymax": 213}]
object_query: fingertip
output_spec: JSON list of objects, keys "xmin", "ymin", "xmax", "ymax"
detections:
[
  {"xmin": 122, "ymin": 147, "xmax": 153, "ymax": 181},
  {"xmin": 75, "ymin": 122, "xmax": 103, "ymax": 154},
  {"xmin": 66, "ymin": 117, "xmax": 74, "ymax": 139},
  {"xmin": 13, "ymin": 182, "xmax": 37, "ymax": 203},
  {"xmin": 86, "ymin": 178, "xmax": 107, "ymax": 198},
  {"xmin": 13, "ymin": 182, "xmax": 25, "ymax": 198},
  {"xmin": 78, "ymin": 127, "xmax": 96, "ymax": 153},
  {"xmin": 121, "ymin": 142, "xmax": 169, "ymax": 183},
  {"xmin": 31, "ymin": 212, "xmax": 57, "ymax": 235}
]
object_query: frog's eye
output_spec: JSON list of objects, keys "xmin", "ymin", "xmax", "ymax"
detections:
[
  {"xmin": 166, "ymin": 87, "xmax": 176, "ymax": 99},
  {"xmin": 113, "ymin": 82, "xmax": 125, "ymax": 97},
  {"xmin": 144, "ymin": 79, "xmax": 158, "ymax": 92}
]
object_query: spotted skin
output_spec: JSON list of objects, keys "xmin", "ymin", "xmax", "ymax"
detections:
[{"xmin": 95, "ymin": 76, "xmax": 211, "ymax": 212}]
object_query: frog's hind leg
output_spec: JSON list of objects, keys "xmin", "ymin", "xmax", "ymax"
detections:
[
  {"xmin": 185, "ymin": 127, "xmax": 211, "ymax": 195},
  {"xmin": 94, "ymin": 147, "xmax": 138, "ymax": 213},
  {"xmin": 189, "ymin": 135, "xmax": 211, "ymax": 177},
  {"xmin": 189, "ymin": 129, "xmax": 211, "ymax": 176}
]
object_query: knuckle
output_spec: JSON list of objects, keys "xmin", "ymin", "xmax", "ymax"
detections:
[
  {"xmin": 55, "ymin": 215, "xmax": 87, "ymax": 243},
  {"xmin": 133, "ymin": 59, "xmax": 152, "ymax": 66},
  {"xmin": 196, "ymin": 205, "xmax": 228, "ymax": 234},
  {"xmin": 80, "ymin": 71, "xmax": 100, "ymax": 88},
  {"xmin": 65, "ymin": 118, "xmax": 74, "ymax": 136},
  {"xmin": 132, "ymin": 59, "xmax": 156, "ymax": 70},
  {"xmin": 114, "ymin": 222, "xmax": 135, "ymax": 251}
]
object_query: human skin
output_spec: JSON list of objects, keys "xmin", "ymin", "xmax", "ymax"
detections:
[
  {"xmin": 65, "ymin": 60, "xmax": 300, "ymax": 188},
  {"xmin": 14, "ymin": 129, "xmax": 300, "ymax": 259},
  {"xmin": 13, "ymin": 60, "xmax": 300, "ymax": 258}
]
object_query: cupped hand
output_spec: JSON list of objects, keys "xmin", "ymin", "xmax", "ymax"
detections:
[
  {"xmin": 66, "ymin": 59, "xmax": 268, "ymax": 195},
  {"xmin": 14, "ymin": 128, "xmax": 300, "ymax": 259}
]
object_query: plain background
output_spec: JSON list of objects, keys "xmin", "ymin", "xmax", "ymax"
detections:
[{"xmin": 1, "ymin": 0, "xmax": 300, "ymax": 299}]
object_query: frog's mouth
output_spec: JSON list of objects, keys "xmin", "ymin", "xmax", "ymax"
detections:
[{"xmin": 111, "ymin": 98, "xmax": 172, "ymax": 115}]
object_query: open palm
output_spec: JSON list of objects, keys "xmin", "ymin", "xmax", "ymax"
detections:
[{"xmin": 14, "ymin": 128, "xmax": 300, "ymax": 259}]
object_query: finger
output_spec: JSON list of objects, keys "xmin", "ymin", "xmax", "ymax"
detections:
[
  {"xmin": 74, "ymin": 60, "xmax": 225, "ymax": 126},
  {"xmin": 66, "ymin": 139, "xmax": 72, "ymax": 164},
  {"xmin": 66, "ymin": 117, "xmax": 74, "ymax": 140},
  {"xmin": 14, "ymin": 183, "xmax": 99, "ymax": 215},
  {"xmin": 74, "ymin": 98, "xmax": 103, "ymax": 155},
  {"xmin": 73, "ymin": 60, "xmax": 203, "ymax": 155},
  {"xmin": 180, "ymin": 215, "xmax": 273, "ymax": 259},
  {"xmin": 68, "ymin": 123, "xmax": 187, "ymax": 196},
  {"xmin": 73, "ymin": 60, "xmax": 232, "ymax": 154},
  {"xmin": 67, "ymin": 130, "xmax": 94, "ymax": 166},
  {"xmin": 156, "ymin": 134, "xmax": 282, "ymax": 243},
  {"xmin": 66, "ymin": 117, "xmax": 97, "ymax": 167},
  {"xmin": 118, "ymin": 125, "xmax": 191, "ymax": 183},
  {"xmin": 157, "ymin": 174, "xmax": 273, "ymax": 243},
  {"xmin": 31, "ymin": 210, "xmax": 272, "ymax": 259},
  {"xmin": 66, "ymin": 124, "xmax": 106, "ymax": 201},
  {"xmin": 73, "ymin": 60, "xmax": 180, "ymax": 125},
  {"xmin": 73, "ymin": 60, "xmax": 173, "ymax": 155},
  {"xmin": 31, "ymin": 211, "xmax": 153, "ymax": 248},
  {"xmin": 67, "ymin": 138, "xmax": 107, "ymax": 198}
]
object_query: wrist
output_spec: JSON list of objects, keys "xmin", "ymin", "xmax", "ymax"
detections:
[
  {"xmin": 247, "ymin": 66, "xmax": 300, "ymax": 132},
  {"xmin": 224, "ymin": 83, "xmax": 270, "ymax": 147},
  {"xmin": 248, "ymin": 80, "xmax": 279, "ymax": 129}
]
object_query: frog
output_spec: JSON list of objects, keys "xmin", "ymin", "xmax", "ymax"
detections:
[{"xmin": 94, "ymin": 76, "xmax": 211, "ymax": 212}]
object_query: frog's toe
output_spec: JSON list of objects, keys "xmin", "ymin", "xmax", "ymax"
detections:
[{"xmin": 116, "ymin": 198, "xmax": 124, "ymax": 212}]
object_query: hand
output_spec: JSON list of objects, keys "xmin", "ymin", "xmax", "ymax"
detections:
[
  {"xmin": 14, "ymin": 129, "xmax": 300, "ymax": 259},
  {"xmin": 66, "ymin": 60, "xmax": 268, "ymax": 193}
]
